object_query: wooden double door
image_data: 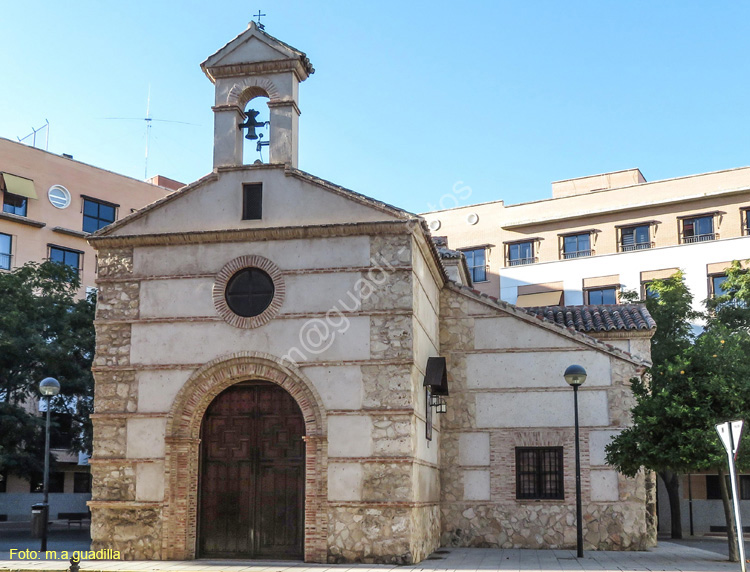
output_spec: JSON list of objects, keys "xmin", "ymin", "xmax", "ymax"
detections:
[{"xmin": 198, "ymin": 381, "xmax": 305, "ymax": 559}]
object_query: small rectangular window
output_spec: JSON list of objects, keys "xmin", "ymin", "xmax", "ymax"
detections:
[
  {"xmin": 586, "ymin": 286, "xmax": 617, "ymax": 305},
  {"xmin": 562, "ymin": 233, "xmax": 592, "ymax": 259},
  {"xmin": 0, "ymin": 233, "xmax": 11, "ymax": 271},
  {"xmin": 242, "ymin": 183, "xmax": 263, "ymax": 220},
  {"xmin": 73, "ymin": 472, "xmax": 92, "ymax": 494},
  {"xmin": 3, "ymin": 192, "xmax": 27, "ymax": 217},
  {"xmin": 706, "ymin": 475, "xmax": 750, "ymax": 500},
  {"xmin": 461, "ymin": 247, "xmax": 487, "ymax": 282},
  {"xmin": 49, "ymin": 245, "xmax": 82, "ymax": 274},
  {"xmin": 516, "ymin": 447, "xmax": 564, "ymax": 500},
  {"xmin": 711, "ymin": 275, "xmax": 728, "ymax": 298},
  {"xmin": 30, "ymin": 471, "xmax": 65, "ymax": 493},
  {"xmin": 82, "ymin": 198, "xmax": 117, "ymax": 233},
  {"xmin": 620, "ymin": 225, "xmax": 651, "ymax": 252},
  {"xmin": 507, "ymin": 241, "xmax": 535, "ymax": 266},
  {"xmin": 681, "ymin": 215, "xmax": 715, "ymax": 243}
]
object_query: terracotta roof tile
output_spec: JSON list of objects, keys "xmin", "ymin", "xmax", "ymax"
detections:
[{"xmin": 527, "ymin": 304, "xmax": 656, "ymax": 333}]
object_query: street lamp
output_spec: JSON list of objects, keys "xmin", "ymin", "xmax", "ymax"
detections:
[
  {"xmin": 564, "ymin": 364, "xmax": 587, "ymax": 559},
  {"xmin": 39, "ymin": 377, "xmax": 60, "ymax": 552}
]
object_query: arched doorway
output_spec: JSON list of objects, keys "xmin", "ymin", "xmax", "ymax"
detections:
[{"xmin": 198, "ymin": 381, "xmax": 305, "ymax": 559}]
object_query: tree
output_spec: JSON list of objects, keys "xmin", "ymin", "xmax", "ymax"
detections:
[
  {"xmin": 608, "ymin": 266, "xmax": 750, "ymax": 561},
  {"xmin": 0, "ymin": 261, "xmax": 95, "ymax": 481},
  {"xmin": 608, "ymin": 271, "xmax": 700, "ymax": 540}
]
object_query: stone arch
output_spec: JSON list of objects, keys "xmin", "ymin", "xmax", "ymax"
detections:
[
  {"xmin": 226, "ymin": 77, "xmax": 282, "ymax": 108},
  {"xmin": 161, "ymin": 352, "xmax": 328, "ymax": 562}
]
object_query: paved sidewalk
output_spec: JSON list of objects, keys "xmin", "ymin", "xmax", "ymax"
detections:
[{"xmin": 0, "ymin": 543, "xmax": 737, "ymax": 572}]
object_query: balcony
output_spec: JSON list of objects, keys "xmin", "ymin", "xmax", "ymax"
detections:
[
  {"xmin": 508, "ymin": 257, "xmax": 536, "ymax": 267},
  {"xmin": 562, "ymin": 249, "xmax": 593, "ymax": 260},
  {"xmin": 620, "ymin": 242, "xmax": 654, "ymax": 252},
  {"xmin": 683, "ymin": 233, "xmax": 717, "ymax": 244}
]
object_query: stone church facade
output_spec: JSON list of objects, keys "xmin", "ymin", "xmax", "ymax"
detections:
[{"xmin": 87, "ymin": 23, "xmax": 657, "ymax": 563}]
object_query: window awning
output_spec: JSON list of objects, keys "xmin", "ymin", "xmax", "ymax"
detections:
[
  {"xmin": 515, "ymin": 291, "xmax": 563, "ymax": 307},
  {"xmin": 423, "ymin": 356, "xmax": 448, "ymax": 396},
  {"xmin": 1, "ymin": 173, "xmax": 37, "ymax": 200}
]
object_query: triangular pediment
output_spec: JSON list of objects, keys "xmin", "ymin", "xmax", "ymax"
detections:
[
  {"xmin": 99, "ymin": 165, "xmax": 413, "ymax": 238},
  {"xmin": 202, "ymin": 22, "xmax": 313, "ymax": 77}
]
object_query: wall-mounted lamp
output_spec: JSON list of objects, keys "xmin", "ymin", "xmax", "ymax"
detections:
[{"xmin": 424, "ymin": 357, "xmax": 449, "ymax": 415}]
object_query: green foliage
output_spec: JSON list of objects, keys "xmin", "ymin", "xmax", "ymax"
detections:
[
  {"xmin": 607, "ymin": 267, "xmax": 750, "ymax": 475},
  {"xmin": 0, "ymin": 261, "xmax": 96, "ymax": 476}
]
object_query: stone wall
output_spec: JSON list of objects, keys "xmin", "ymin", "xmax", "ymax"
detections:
[
  {"xmin": 438, "ymin": 285, "xmax": 654, "ymax": 551},
  {"xmin": 90, "ymin": 227, "xmax": 444, "ymax": 563}
]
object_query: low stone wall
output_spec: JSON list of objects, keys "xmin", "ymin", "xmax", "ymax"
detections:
[
  {"xmin": 90, "ymin": 505, "xmax": 162, "ymax": 559},
  {"xmin": 441, "ymin": 500, "xmax": 650, "ymax": 550},
  {"xmin": 327, "ymin": 506, "xmax": 413, "ymax": 564}
]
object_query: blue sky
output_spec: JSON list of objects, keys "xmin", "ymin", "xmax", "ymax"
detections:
[{"xmin": 2, "ymin": 1, "xmax": 749, "ymax": 213}]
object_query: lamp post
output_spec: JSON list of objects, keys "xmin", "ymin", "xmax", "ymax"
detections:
[
  {"xmin": 564, "ymin": 364, "xmax": 587, "ymax": 559},
  {"xmin": 39, "ymin": 377, "xmax": 60, "ymax": 552}
]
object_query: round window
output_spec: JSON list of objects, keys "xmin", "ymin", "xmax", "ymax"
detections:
[
  {"xmin": 48, "ymin": 185, "xmax": 71, "ymax": 209},
  {"xmin": 225, "ymin": 267, "xmax": 275, "ymax": 317}
]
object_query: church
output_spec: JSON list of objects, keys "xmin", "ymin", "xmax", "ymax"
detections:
[{"xmin": 87, "ymin": 22, "xmax": 657, "ymax": 563}]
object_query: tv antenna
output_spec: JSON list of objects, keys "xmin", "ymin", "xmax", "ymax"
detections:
[{"xmin": 105, "ymin": 86, "xmax": 197, "ymax": 179}]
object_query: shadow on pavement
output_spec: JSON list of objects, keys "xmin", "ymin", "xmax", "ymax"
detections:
[{"xmin": 0, "ymin": 524, "xmax": 91, "ymax": 560}]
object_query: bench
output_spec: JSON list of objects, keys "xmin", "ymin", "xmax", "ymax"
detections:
[{"xmin": 57, "ymin": 512, "xmax": 90, "ymax": 528}]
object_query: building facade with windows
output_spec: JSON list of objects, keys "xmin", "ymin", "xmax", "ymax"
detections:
[
  {"xmin": 0, "ymin": 138, "xmax": 177, "ymax": 522},
  {"xmin": 422, "ymin": 167, "xmax": 750, "ymax": 315},
  {"xmin": 424, "ymin": 168, "xmax": 750, "ymax": 535},
  {"xmin": 87, "ymin": 23, "xmax": 657, "ymax": 563},
  {"xmin": 0, "ymin": 138, "xmax": 177, "ymax": 294}
]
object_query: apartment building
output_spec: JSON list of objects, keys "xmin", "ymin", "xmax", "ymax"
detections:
[
  {"xmin": 0, "ymin": 137, "xmax": 178, "ymax": 521},
  {"xmin": 0, "ymin": 137, "xmax": 178, "ymax": 294},
  {"xmin": 424, "ymin": 166, "xmax": 750, "ymax": 535},
  {"xmin": 423, "ymin": 167, "xmax": 750, "ymax": 314}
]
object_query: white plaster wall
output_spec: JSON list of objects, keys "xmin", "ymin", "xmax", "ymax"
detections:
[
  {"xmin": 126, "ymin": 418, "xmax": 166, "ymax": 458},
  {"xmin": 133, "ymin": 236, "xmax": 372, "ymax": 276},
  {"xmin": 463, "ymin": 470, "xmax": 490, "ymax": 501},
  {"xmin": 139, "ymin": 273, "xmax": 362, "ymax": 319},
  {"xmin": 328, "ymin": 463, "xmax": 362, "ymax": 501},
  {"xmin": 414, "ymin": 464, "xmax": 440, "ymax": 502},
  {"xmin": 130, "ymin": 318, "xmax": 370, "ymax": 365},
  {"xmin": 302, "ymin": 365, "xmax": 362, "ymax": 410},
  {"xmin": 590, "ymin": 469, "xmax": 620, "ymax": 502},
  {"xmin": 140, "ymin": 278, "xmax": 215, "ymax": 318},
  {"xmin": 500, "ymin": 235, "xmax": 750, "ymax": 316},
  {"xmin": 113, "ymin": 168, "xmax": 399, "ymax": 237},
  {"xmin": 473, "ymin": 317, "xmax": 580, "ymax": 350},
  {"xmin": 458, "ymin": 433, "xmax": 490, "ymax": 466},
  {"xmin": 412, "ymin": 320, "xmax": 439, "ymax": 378},
  {"xmin": 465, "ymin": 351, "xmax": 611, "ymax": 389},
  {"xmin": 589, "ymin": 430, "xmax": 621, "ymax": 466},
  {"xmin": 328, "ymin": 416, "xmax": 373, "ymax": 457},
  {"xmin": 137, "ymin": 370, "xmax": 192, "ymax": 413},
  {"xmin": 415, "ymin": 418, "xmax": 439, "ymax": 465},
  {"xmin": 474, "ymin": 390, "xmax": 609, "ymax": 428},
  {"xmin": 135, "ymin": 462, "xmax": 165, "ymax": 501}
]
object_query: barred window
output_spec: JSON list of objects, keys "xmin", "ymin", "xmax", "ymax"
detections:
[{"xmin": 516, "ymin": 447, "xmax": 564, "ymax": 500}]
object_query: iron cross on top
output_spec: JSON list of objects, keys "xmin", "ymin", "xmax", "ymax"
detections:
[{"xmin": 254, "ymin": 10, "xmax": 266, "ymax": 30}]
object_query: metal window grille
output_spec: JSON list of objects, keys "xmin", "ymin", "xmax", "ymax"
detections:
[{"xmin": 516, "ymin": 447, "xmax": 564, "ymax": 500}]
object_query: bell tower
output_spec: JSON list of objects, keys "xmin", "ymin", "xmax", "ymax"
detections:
[{"xmin": 201, "ymin": 21, "xmax": 314, "ymax": 168}]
